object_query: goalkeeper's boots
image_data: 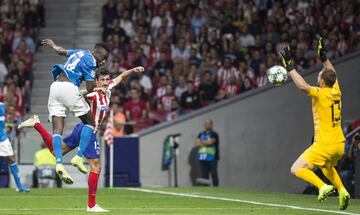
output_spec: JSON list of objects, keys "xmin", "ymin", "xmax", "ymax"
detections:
[
  {"xmin": 56, "ymin": 164, "xmax": 74, "ymax": 185},
  {"xmin": 339, "ymin": 188, "xmax": 350, "ymax": 210},
  {"xmin": 317, "ymin": 184, "xmax": 335, "ymax": 202},
  {"xmin": 71, "ymin": 155, "xmax": 88, "ymax": 174}
]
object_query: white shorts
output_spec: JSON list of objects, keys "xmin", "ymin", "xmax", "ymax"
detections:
[
  {"xmin": 0, "ymin": 138, "xmax": 14, "ymax": 156},
  {"xmin": 48, "ymin": 81, "xmax": 90, "ymax": 120}
]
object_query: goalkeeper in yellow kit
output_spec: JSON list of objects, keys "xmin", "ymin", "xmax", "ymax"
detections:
[{"xmin": 280, "ymin": 37, "xmax": 350, "ymax": 210}]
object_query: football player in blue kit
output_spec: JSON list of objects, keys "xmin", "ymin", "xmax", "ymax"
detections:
[
  {"xmin": 0, "ymin": 102, "xmax": 29, "ymax": 192},
  {"xmin": 40, "ymin": 39, "xmax": 109, "ymax": 184}
]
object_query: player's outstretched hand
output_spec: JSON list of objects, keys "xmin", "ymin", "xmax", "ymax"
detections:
[
  {"xmin": 317, "ymin": 37, "xmax": 327, "ymax": 62},
  {"xmin": 133, "ymin": 66, "xmax": 144, "ymax": 73},
  {"xmin": 41, "ymin": 39, "xmax": 55, "ymax": 48},
  {"xmin": 279, "ymin": 46, "xmax": 295, "ymax": 72}
]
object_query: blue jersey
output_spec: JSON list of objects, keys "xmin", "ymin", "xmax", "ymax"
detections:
[
  {"xmin": 51, "ymin": 49, "xmax": 96, "ymax": 87},
  {"xmin": 0, "ymin": 102, "xmax": 8, "ymax": 141}
]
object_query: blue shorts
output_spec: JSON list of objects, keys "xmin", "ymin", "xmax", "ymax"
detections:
[{"xmin": 63, "ymin": 123, "xmax": 100, "ymax": 159}]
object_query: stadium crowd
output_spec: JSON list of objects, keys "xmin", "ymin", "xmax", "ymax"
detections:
[
  {"xmin": 101, "ymin": 0, "xmax": 360, "ymax": 133},
  {"xmin": 0, "ymin": 0, "xmax": 45, "ymax": 130}
]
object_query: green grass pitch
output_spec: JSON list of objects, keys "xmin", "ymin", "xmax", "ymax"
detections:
[{"xmin": 0, "ymin": 187, "xmax": 359, "ymax": 214}]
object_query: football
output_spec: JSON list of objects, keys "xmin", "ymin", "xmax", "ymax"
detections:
[{"xmin": 267, "ymin": 65, "xmax": 288, "ymax": 86}]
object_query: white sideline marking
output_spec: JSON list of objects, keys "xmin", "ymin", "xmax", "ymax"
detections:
[{"xmin": 126, "ymin": 188, "xmax": 359, "ymax": 215}]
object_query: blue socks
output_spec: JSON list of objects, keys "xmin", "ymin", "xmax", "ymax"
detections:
[
  {"xmin": 76, "ymin": 124, "xmax": 94, "ymax": 157},
  {"xmin": 53, "ymin": 134, "xmax": 63, "ymax": 164},
  {"xmin": 10, "ymin": 163, "xmax": 22, "ymax": 189}
]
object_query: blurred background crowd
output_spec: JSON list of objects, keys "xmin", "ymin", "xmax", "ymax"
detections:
[
  {"xmin": 0, "ymin": 0, "xmax": 45, "ymax": 136},
  {"xmin": 100, "ymin": 0, "xmax": 360, "ymax": 133}
]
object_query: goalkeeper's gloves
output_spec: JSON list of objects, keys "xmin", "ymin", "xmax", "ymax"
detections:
[
  {"xmin": 317, "ymin": 37, "xmax": 327, "ymax": 62},
  {"xmin": 279, "ymin": 46, "xmax": 295, "ymax": 72}
]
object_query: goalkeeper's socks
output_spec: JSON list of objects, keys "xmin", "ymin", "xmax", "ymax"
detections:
[
  {"xmin": 10, "ymin": 163, "xmax": 22, "ymax": 189},
  {"xmin": 53, "ymin": 134, "xmax": 63, "ymax": 164},
  {"xmin": 35, "ymin": 123, "xmax": 53, "ymax": 153},
  {"xmin": 76, "ymin": 124, "xmax": 94, "ymax": 157},
  {"xmin": 88, "ymin": 171, "xmax": 99, "ymax": 208},
  {"xmin": 295, "ymin": 168, "xmax": 325, "ymax": 189}
]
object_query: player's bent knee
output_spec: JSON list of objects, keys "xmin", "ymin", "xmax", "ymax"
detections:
[{"xmin": 290, "ymin": 164, "xmax": 299, "ymax": 175}]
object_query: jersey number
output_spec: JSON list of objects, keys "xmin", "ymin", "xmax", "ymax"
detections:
[
  {"xmin": 64, "ymin": 52, "xmax": 84, "ymax": 71},
  {"xmin": 331, "ymin": 100, "xmax": 341, "ymax": 127}
]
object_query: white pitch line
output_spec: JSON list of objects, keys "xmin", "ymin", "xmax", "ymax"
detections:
[{"xmin": 126, "ymin": 188, "xmax": 359, "ymax": 215}]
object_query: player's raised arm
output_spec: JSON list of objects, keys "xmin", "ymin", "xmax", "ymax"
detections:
[
  {"xmin": 318, "ymin": 37, "xmax": 336, "ymax": 73},
  {"xmin": 41, "ymin": 39, "xmax": 68, "ymax": 56},
  {"xmin": 112, "ymin": 66, "xmax": 144, "ymax": 88},
  {"xmin": 280, "ymin": 46, "xmax": 311, "ymax": 94}
]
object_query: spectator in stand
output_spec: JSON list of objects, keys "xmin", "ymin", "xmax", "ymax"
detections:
[
  {"xmin": 137, "ymin": 72, "xmax": 152, "ymax": 96},
  {"xmin": 12, "ymin": 40, "xmax": 34, "ymax": 72},
  {"xmin": 199, "ymin": 71, "xmax": 219, "ymax": 106},
  {"xmin": 1, "ymin": 81, "xmax": 24, "ymax": 117},
  {"xmin": 165, "ymin": 99, "xmax": 184, "ymax": 122},
  {"xmin": 153, "ymin": 52, "xmax": 174, "ymax": 78},
  {"xmin": 217, "ymin": 57, "xmax": 239, "ymax": 86},
  {"xmin": 180, "ymin": 80, "xmax": 201, "ymax": 111},
  {"xmin": 256, "ymin": 63, "xmax": 268, "ymax": 88},
  {"xmin": 0, "ymin": 58, "xmax": 8, "ymax": 87},
  {"xmin": 172, "ymin": 38, "xmax": 190, "ymax": 65},
  {"xmin": 124, "ymin": 88, "xmax": 147, "ymax": 133},
  {"xmin": 159, "ymin": 84, "xmax": 176, "ymax": 113},
  {"xmin": 174, "ymin": 75, "xmax": 187, "ymax": 100},
  {"xmin": 12, "ymin": 27, "xmax": 36, "ymax": 54},
  {"xmin": 99, "ymin": 0, "xmax": 359, "ymax": 133},
  {"xmin": 112, "ymin": 105, "xmax": 126, "ymax": 138}
]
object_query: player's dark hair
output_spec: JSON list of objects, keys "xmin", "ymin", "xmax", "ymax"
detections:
[
  {"xmin": 320, "ymin": 68, "xmax": 337, "ymax": 87},
  {"xmin": 94, "ymin": 43, "xmax": 110, "ymax": 54},
  {"xmin": 95, "ymin": 67, "xmax": 110, "ymax": 79}
]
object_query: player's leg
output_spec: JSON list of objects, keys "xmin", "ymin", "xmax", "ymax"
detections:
[
  {"xmin": 18, "ymin": 115, "xmax": 73, "ymax": 155},
  {"xmin": 52, "ymin": 116, "xmax": 65, "ymax": 163},
  {"xmin": 52, "ymin": 116, "xmax": 73, "ymax": 184},
  {"xmin": 84, "ymin": 135, "xmax": 108, "ymax": 212},
  {"xmin": 290, "ymin": 156, "xmax": 334, "ymax": 201},
  {"xmin": 19, "ymin": 115, "xmax": 54, "ymax": 152},
  {"xmin": 5, "ymin": 155, "xmax": 29, "ymax": 192},
  {"xmin": 69, "ymin": 94, "xmax": 94, "ymax": 173},
  {"xmin": 48, "ymin": 82, "xmax": 73, "ymax": 184},
  {"xmin": 0, "ymin": 137, "xmax": 29, "ymax": 192},
  {"xmin": 71, "ymin": 111, "xmax": 95, "ymax": 174},
  {"xmin": 321, "ymin": 167, "xmax": 350, "ymax": 210}
]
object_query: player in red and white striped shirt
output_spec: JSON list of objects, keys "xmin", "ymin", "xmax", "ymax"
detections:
[{"xmin": 18, "ymin": 66, "xmax": 144, "ymax": 212}]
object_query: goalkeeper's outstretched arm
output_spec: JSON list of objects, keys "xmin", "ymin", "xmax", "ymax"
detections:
[
  {"xmin": 280, "ymin": 46, "xmax": 311, "ymax": 94},
  {"xmin": 317, "ymin": 37, "xmax": 336, "ymax": 73}
]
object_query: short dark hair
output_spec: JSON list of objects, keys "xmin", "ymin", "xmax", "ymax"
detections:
[
  {"xmin": 94, "ymin": 43, "xmax": 110, "ymax": 54},
  {"xmin": 95, "ymin": 67, "xmax": 110, "ymax": 79},
  {"xmin": 321, "ymin": 68, "xmax": 337, "ymax": 87}
]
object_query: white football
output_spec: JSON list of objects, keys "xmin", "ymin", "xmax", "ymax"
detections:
[{"xmin": 267, "ymin": 65, "xmax": 288, "ymax": 86}]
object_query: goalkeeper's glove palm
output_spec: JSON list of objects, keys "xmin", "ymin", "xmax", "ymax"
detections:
[
  {"xmin": 317, "ymin": 37, "xmax": 327, "ymax": 62},
  {"xmin": 279, "ymin": 46, "xmax": 295, "ymax": 72}
]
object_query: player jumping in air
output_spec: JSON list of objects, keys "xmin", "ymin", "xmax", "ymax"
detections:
[
  {"xmin": 0, "ymin": 102, "xmax": 29, "ymax": 192},
  {"xmin": 18, "ymin": 66, "xmax": 144, "ymax": 212},
  {"xmin": 40, "ymin": 39, "xmax": 109, "ymax": 185},
  {"xmin": 280, "ymin": 37, "xmax": 350, "ymax": 210}
]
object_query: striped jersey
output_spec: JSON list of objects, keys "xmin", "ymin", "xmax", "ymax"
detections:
[{"xmin": 86, "ymin": 80, "xmax": 117, "ymax": 132}]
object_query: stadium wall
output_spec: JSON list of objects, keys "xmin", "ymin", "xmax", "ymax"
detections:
[{"xmin": 138, "ymin": 51, "xmax": 360, "ymax": 193}]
